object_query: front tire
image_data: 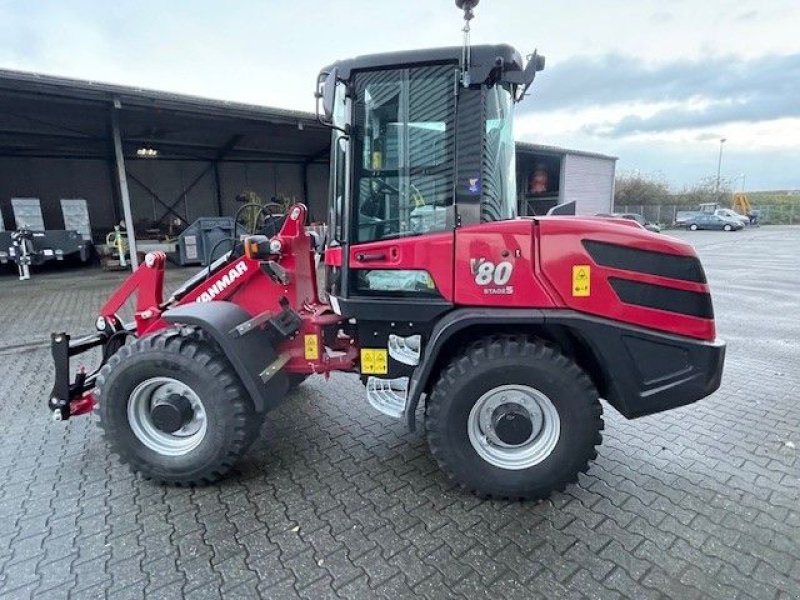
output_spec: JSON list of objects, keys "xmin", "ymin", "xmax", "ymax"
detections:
[
  {"xmin": 689, "ymin": 224, "xmax": 699, "ymax": 231},
  {"xmin": 723, "ymin": 224, "xmax": 733, "ymax": 231},
  {"xmin": 426, "ymin": 336, "xmax": 602, "ymax": 500},
  {"xmin": 96, "ymin": 329, "xmax": 263, "ymax": 485}
]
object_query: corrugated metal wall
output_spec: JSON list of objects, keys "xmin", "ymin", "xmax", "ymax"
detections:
[
  {"xmin": 126, "ymin": 161, "xmax": 217, "ymax": 228},
  {"xmin": 0, "ymin": 158, "xmax": 116, "ymax": 234},
  {"xmin": 0, "ymin": 158, "xmax": 329, "ymax": 237},
  {"xmin": 561, "ymin": 154, "xmax": 616, "ymax": 215}
]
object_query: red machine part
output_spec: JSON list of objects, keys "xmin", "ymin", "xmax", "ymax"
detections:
[
  {"xmin": 332, "ymin": 216, "xmax": 714, "ymax": 342},
  {"xmin": 536, "ymin": 217, "xmax": 716, "ymax": 341},
  {"xmin": 98, "ymin": 205, "xmax": 354, "ymax": 377},
  {"xmin": 345, "ymin": 232, "xmax": 456, "ymax": 300},
  {"xmin": 453, "ymin": 219, "xmax": 558, "ymax": 307},
  {"xmin": 99, "ymin": 251, "xmax": 167, "ymax": 331},
  {"xmin": 95, "ymin": 205, "xmax": 714, "ymax": 388},
  {"xmin": 450, "ymin": 217, "xmax": 714, "ymax": 340},
  {"xmin": 69, "ymin": 392, "xmax": 97, "ymax": 417}
]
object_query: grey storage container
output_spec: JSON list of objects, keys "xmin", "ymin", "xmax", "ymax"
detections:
[{"xmin": 178, "ymin": 217, "xmax": 244, "ymax": 266}]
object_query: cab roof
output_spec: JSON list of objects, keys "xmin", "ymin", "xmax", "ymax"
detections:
[{"xmin": 322, "ymin": 44, "xmax": 527, "ymax": 84}]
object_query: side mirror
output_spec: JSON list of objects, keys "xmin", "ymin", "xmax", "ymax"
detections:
[
  {"xmin": 521, "ymin": 51, "xmax": 545, "ymax": 86},
  {"xmin": 321, "ymin": 67, "xmax": 338, "ymax": 121},
  {"xmin": 315, "ymin": 67, "xmax": 348, "ymax": 134},
  {"xmin": 514, "ymin": 51, "xmax": 546, "ymax": 102}
]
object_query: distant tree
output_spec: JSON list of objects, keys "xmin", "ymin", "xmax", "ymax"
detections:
[
  {"xmin": 674, "ymin": 176, "xmax": 733, "ymax": 207},
  {"xmin": 614, "ymin": 172, "xmax": 672, "ymax": 207}
]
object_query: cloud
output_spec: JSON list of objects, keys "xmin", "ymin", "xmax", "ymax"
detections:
[
  {"xmin": 589, "ymin": 94, "xmax": 800, "ymax": 136},
  {"xmin": 735, "ymin": 10, "xmax": 759, "ymax": 21},
  {"xmin": 649, "ymin": 11, "xmax": 674, "ymax": 23},
  {"xmin": 525, "ymin": 52, "xmax": 800, "ymax": 137}
]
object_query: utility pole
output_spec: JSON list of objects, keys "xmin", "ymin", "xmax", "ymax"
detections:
[{"xmin": 715, "ymin": 137, "xmax": 727, "ymax": 199}]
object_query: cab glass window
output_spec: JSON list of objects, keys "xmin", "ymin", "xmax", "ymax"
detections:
[
  {"xmin": 482, "ymin": 83, "xmax": 517, "ymax": 222},
  {"xmin": 351, "ymin": 64, "xmax": 455, "ymax": 243}
]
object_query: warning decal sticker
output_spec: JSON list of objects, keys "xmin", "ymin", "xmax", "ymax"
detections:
[
  {"xmin": 304, "ymin": 334, "xmax": 319, "ymax": 360},
  {"xmin": 572, "ymin": 265, "xmax": 591, "ymax": 297},
  {"xmin": 360, "ymin": 349, "xmax": 388, "ymax": 375}
]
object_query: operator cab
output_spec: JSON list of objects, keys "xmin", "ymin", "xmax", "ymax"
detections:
[{"xmin": 316, "ymin": 43, "xmax": 544, "ymax": 318}]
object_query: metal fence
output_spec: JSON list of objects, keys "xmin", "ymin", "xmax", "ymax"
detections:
[
  {"xmin": 614, "ymin": 205, "xmax": 686, "ymax": 227},
  {"xmin": 614, "ymin": 204, "xmax": 799, "ymax": 226},
  {"xmin": 753, "ymin": 204, "xmax": 800, "ymax": 225}
]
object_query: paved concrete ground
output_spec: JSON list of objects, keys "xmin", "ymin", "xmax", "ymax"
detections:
[{"xmin": 0, "ymin": 226, "xmax": 798, "ymax": 599}]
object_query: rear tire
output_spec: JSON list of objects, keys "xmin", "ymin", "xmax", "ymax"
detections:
[
  {"xmin": 96, "ymin": 329, "xmax": 263, "ymax": 485},
  {"xmin": 425, "ymin": 336, "xmax": 602, "ymax": 500}
]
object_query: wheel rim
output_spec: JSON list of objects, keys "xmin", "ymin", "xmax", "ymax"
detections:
[
  {"xmin": 127, "ymin": 377, "xmax": 207, "ymax": 456},
  {"xmin": 467, "ymin": 384, "xmax": 560, "ymax": 470}
]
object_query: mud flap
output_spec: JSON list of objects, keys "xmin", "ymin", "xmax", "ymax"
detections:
[{"xmin": 162, "ymin": 302, "xmax": 292, "ymax": 413}]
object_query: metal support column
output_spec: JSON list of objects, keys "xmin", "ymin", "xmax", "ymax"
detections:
[
  {"xmin": 302, "ymin": 161, "xmax": 309, "ymax": 205},
  {"xmin": 213, "ymin": 162, "xmax": 224, "ymax": 216},
  {"xmin": 110, "ymin": 97, "xmax": 138, "ymax": 269}
]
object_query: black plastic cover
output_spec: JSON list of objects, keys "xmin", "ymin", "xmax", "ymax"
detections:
[
  {"xmin": 583, "ymin": 240, "xmax": 707, "ymax": 283},
  {"xmin": 609, "ymin": 277, "xmax": 714, "ymax": 319},
  {"xmin": 162, "ymin": 301, "xmax": 288, "ymax": 412}
]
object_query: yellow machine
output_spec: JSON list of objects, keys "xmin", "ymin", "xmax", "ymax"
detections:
[
  {"xmin": 732, "ymin": 193, "xmax": 752, "ymax": 215},
  {"xmin": 103, "ymin": 225, "xmax": 129, "ymax": 270}
]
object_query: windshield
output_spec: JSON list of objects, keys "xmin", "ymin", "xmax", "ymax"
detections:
[
  {"xmin": 351, "ymin": 64, "xmax": 455, "ymax": 242},
  {"xmin": 482, "ymin": 84, "xmax": 517, "ymax": 222}
]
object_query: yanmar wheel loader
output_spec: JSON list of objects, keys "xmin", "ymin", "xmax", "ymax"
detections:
[{"xmin": 47, "ymin": 1, "xmax": 725, "ymax": 500}]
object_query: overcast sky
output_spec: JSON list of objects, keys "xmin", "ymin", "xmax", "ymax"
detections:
[{"xmin": 1, "ymin": 0, "xmax": 798, "ymax": 190}]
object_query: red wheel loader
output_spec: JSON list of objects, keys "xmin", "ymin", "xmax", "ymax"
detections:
[{"xmin": 47, "ymin": 2, "xmax": 725, "ymax": 499}]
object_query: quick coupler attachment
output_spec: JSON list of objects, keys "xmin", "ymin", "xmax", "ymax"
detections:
[{"xmin": 48, "ymin": 331, "xmax": 105, "ymax": 421}]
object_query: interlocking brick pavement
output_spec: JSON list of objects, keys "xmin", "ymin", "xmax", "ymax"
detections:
[{"xmin": 0, "ymin": 226, "xmax": 798, "ymax": 599}]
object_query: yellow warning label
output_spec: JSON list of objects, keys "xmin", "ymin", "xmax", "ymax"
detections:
[
  {"xmin": 572, "ymin": 265, "xmax": 591, "ymax": 297},
  {"xmin": 360, "ymin": 348, "xmax": 388, "ymax": 375},
  {"xmin": 304, "ymin": 334, "xmax": 319, "ymax": 360}
]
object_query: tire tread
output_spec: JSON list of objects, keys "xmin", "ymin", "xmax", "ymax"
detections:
[
  {"xmin": 426, "ymin": 335, "xmax": 603, "ymax": 501},
  {"xmin": 96, "ymin": 328, "xmax": 262, "ymax": 486}
]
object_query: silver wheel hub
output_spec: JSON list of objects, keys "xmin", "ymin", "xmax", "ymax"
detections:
[
  {"xmin": 127, "ymin": 377, "xmax": 207, "ymax": 456},
  {"xmin": 467, "ymin": 384, "xmax": 560, "ymax": 470}
]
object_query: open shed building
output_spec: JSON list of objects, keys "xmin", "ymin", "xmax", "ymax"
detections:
[
  {"xmin": 0, "ymin": 68, "xmax": 615, "ymax": 266},
  {"xmin": 0, "ymin": 68, "xmax": 332, "ymax": 267},
  {"xmin": 516, "ymin": 142, "xmax": 617, "ymax": 217}
]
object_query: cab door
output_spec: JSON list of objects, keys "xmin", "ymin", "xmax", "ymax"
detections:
[{"xmin": 337, "ymin": 63, "xmax": 458, "ymax": 320}]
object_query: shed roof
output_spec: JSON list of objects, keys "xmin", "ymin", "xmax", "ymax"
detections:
[
  {"xmin": 0, "ymin": 68, "xmax": 329, "ymax": 164},
  {"xmin": 0, "ymin": 67, "xmax": 615, "ymax": 164},
  {"xmin": 516, "ymin": 141, "xmax": 617, "ymax": 162}
]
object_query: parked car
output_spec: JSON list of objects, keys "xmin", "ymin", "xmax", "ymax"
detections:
[
  {"xmin": 596, "ymin": 213, "xmax": 661, "ymax": 233},
  {"xmin": 674, "ymin": 210, "xmax": 701, "ymax": 227},
  {"xmin": 684, "ymin": 214, "xmax": 744, "ymax": 231},
  {"xmin": 713, "ymin": 208, "xmax": 749, "ymax": 227},
  {"xmin": 617, "ymin": 213, "xmax": 661, "ymax": 233}
]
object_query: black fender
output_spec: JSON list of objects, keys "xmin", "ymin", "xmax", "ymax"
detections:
[
  {"xmin": 404, "ymin": 308, "xmax": 547, "ymax": 431},
  {"xmin": 162, "ymin": 301, "xmax": 288, "ymax": 413},
  {"xmin": 541, "ymin": 310, "xmax": 725, "ymax": 419},
  {"xmin": 404, "ymin": 307, "xmax": 725, "ymax": 430}
]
